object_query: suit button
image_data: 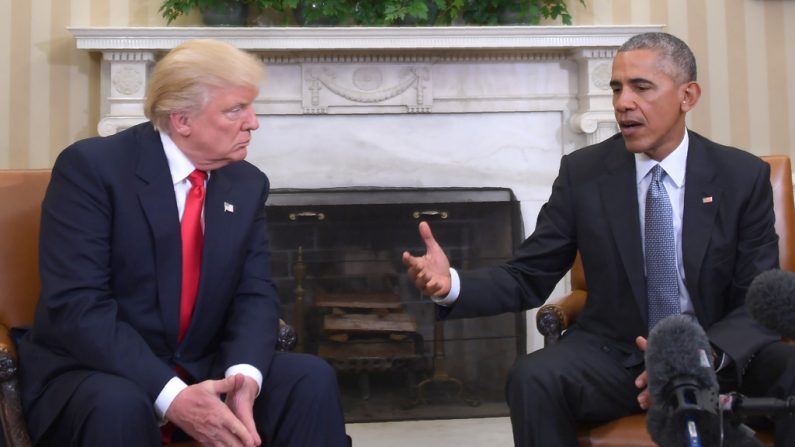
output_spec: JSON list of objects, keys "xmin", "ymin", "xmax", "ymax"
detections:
[{"xmin": 174, "ymin": 352, "xmax": 181, "ymax": 359}]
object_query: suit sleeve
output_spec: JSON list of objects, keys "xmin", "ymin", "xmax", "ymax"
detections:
[
  {"xmin": 446, "ymin": 154, "xmax": 578, "ymax": 319},
  {"xmin": 33, "ymin": 147, "xmax": 176, "ymax": 400},
  {"xmin": 706, "ymin": 159, "xmax": 780, "ymax": 380},
  {"xmin": 213, "ymin": 174, "xmax": 281, "ymax": 377}
]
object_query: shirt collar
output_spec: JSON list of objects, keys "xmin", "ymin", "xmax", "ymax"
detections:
[
  {"xmin": 159, "ymin": 131, "xmax": 197, "ymax": 185},
  {"xmin": 635, "ymin": 129, "xmax": 689, "ymax": 187}
]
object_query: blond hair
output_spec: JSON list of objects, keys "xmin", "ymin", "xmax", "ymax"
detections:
[{"xmin": 144, "ymin": 39, "xmax": 264, "ymax": 133}]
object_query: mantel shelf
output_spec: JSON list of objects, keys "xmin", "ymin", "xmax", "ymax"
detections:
[{"xmin": 69, "ymin": 25, "xmax": 663, "ymax": 52}]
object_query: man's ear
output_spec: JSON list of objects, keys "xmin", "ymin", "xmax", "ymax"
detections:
[
  {"xmin": 680, "ymin": 81, "xmax": 702, "ymax": 112},
  {"xmin": 169, "ymin": 112, "xmax": 192, "ymax": 137}
]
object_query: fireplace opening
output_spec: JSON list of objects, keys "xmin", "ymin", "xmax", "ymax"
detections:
[{"xmin": 266, "ymin": 187, "xmax": 525, "ymax": 422}]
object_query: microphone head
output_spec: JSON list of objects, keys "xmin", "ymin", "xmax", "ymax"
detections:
[
  {"xmin": 747, "ymin": 269, "xmax": 795, "ymax": 340},
  {"xmin": 645, "ymin": 315, "xmax": 720, "ymax": 447}
]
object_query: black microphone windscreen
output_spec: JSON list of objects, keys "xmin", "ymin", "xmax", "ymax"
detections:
[
  {"xmin": 645, "ymin": 315, "xmax": 763, "ymax": 447},
  {"xmin": 645, "ymin": 315, "xmax": 719, "ymax": 447},
  {"xmin": 746, "ymin": 269, "xmax": 795, "ymax": 340}
]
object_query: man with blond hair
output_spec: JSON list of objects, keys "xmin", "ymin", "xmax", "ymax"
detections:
[{"xmin": 17, "ymin": 39, "xmax": 349, "ymax": 447}]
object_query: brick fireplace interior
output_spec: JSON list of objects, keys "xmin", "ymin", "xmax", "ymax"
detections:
[{"xmin": 267, "ymin": 187, "xmax": 524, "ymax": 422}]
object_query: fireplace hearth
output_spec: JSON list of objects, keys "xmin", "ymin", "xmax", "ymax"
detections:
[{"xmin": 266, "ymin": 188, "xmax": 524, "ymax": 421}]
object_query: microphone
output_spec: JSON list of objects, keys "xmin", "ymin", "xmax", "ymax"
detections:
[
  {"xmin": 746, "ymin": 269, "xmax": 795, "ymax": 340},
  {"xmin": 645, "ymin": 314, "xmax": 719, "ymax": 447},
  {"xmin": 720, "ymin": 392, "xmax": 795, "ymax": 420},
  {"xmin": 645, "ymin": 315, "xmax": 762, "ymax": 447}
]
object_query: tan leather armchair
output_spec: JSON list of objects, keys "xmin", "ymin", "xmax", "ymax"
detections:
[
  {"xmin": 0, "ymin": 169, "xmax": 296, "ymax": 446},
  {"xmin": 535, "ymin": 155, "xmax": 795, "ymax": 447}
]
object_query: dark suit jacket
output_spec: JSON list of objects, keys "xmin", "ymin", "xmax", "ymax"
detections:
[
  {"xmin": 17, "ymin": 122, "xmax": 281, "ymax": 440},
  {"xmin": 443, "ymin": 131, "xmax": 780, "ymax": 380}
]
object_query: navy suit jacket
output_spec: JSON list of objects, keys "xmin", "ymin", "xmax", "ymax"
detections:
[
  {"xmin": 17, "ymin": 122, "xmax": 281, "ymax": 440},
  {"xmin": 444, "ymin": 131, "xmax": 780, "ymax": 379}
]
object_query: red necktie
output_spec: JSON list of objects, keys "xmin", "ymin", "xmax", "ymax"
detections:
[{"xmin": 179, "ymin": 169, "xmax": 207, "ymax": 343}]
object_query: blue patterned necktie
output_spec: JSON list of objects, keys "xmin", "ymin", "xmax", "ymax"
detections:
[{"xmin": 645, "ymin": 164, "xmax": 681, "ymax": 329}]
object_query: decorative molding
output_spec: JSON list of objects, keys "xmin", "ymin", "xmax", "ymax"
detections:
[
  {"xmin": 70, "ymin": 25, "xmax": 665, "ymax": 52},
  {"xmin": 98, "ymin": 116, "xmax": 147, "ymax": 137},
  {"xmin": 590, "ymin": 62, "xmax": 612, "ymax": 91},
  {"xmin": 570, "ymin": 111, "xmax": 619, "ymax": 144},
  {"xmin": 303, "ymin": 65, "xmax": 431, "ymax": 113},
  {"xmin": 111, "ymin": 65, "xmax": 144, "ymax": 96},
  {"xmin": 102, "ymin": 50, "xmax": 156, "ymax": 62}
]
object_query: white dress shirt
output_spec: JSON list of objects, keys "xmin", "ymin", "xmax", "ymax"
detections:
[{"xmin": 153, "ymin": 132, "xmax": 263, "ymax": 422}]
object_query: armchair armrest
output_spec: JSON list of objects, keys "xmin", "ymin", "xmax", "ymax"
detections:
[
  {"xmin": 0, "ymin": 324, "xmax": 33, "ymax": 447},
  {"xmin": 535, "ymin": 289, "xmax": 587, "ymax": 345},
  {"xmin": 277, "ymin": 320, "xmax": 297, "ymax": 352}
]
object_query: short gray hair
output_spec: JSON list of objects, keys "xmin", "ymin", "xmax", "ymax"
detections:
[{"xmin": 618, "ymin": 32, "xmax": 697, "ymax": 83}]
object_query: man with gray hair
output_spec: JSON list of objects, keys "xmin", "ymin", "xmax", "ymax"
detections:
[
  {"xmin": 16, "ymin": 39, "xmax": 349, "ymax": 446},
  {"xmin": 404, "ymin": 32, "xmax": 795, "ymax": 446}
]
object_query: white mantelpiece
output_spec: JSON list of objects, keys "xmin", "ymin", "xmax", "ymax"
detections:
[
  {"xmin": 70, "ymin": 25, "xmax": 663, "ymax": 351},
  {"xmin": 70, "ymin": 26, "xmax": 661, "ymax": 140}
]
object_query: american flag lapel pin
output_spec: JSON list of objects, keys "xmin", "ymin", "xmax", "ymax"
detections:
[
  {"xmin": 702, "ymin": 196, "xmax": 713, "ymax": 204},
  {"xmin": 224, "ymin": 202, "xmax": 235, "ymax": 213}
]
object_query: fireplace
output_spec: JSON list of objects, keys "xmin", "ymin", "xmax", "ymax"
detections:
[
  {"xmin": 69, "ymin": 26, "xmax": 664, "ymax": 417},
  {"xmin": 267, "ymin": 188, "xmax": 523, "ymax": 421}
]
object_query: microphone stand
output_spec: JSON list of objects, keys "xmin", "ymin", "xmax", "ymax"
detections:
[
  {"xmin": 717, "ymin": 393, "xmax": 795, "ymax": 447},
  {"xmin": 721, "ymin": 392, "xmax": 795, "ymax": 420}
]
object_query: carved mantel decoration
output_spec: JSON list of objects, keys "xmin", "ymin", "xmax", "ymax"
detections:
[{"xmin": 70, "ymin": 25, "xmax": 662, "ymax": 142}]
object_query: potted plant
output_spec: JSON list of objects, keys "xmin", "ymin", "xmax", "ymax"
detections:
[
  {"xmin": 159, "ymin": 0, "xmax": 254, "ymax": 25},
  {"xmin": 462, "ymin": 0, "xmax": 585, "ymax": 25},
  {"xmin": 160, "ymin": 0, "xmax": 585, "ymax": 26}
]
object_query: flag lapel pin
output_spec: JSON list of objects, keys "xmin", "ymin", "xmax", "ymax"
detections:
[
  {"xmin": 702, "ymin": 196, "xmax": 713, "ymax": 204},
  {"xmin": 224, "ymin": 202, "xmax": 235, "ymax": 213}
]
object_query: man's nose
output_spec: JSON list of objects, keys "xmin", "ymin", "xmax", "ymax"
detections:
[
  {"xmin": 613, "ymin": 90, "xmax": 635, "ymax": 111},
  {"xmin": 243, "ymin": 106, "xmax": 259, "ymax": 131}
]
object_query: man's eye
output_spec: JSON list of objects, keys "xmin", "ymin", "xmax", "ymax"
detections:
[{"xmin": 224, "ymin": 107, "xmax": 243, "ymax": 119}]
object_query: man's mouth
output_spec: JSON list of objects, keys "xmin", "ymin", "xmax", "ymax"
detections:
[
  {"xmin": 619, "ymin": 119, "xmax": 642, "ymax": 128},
  {"xmin": 619, "ymin": 120, "xmax": 643, "ymax": 135}
]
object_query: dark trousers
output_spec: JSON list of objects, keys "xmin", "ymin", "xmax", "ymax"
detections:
[
  {"xmin": 506, "ymin": 331, "xmax": 795, "ymax": 447},
  {"xmin": 37, "ymin": 352, "xmax": 348, "ymax": 447},
  {"xmin": 506, "ymin": 330, "xmax": 644, "ymax": 446}
]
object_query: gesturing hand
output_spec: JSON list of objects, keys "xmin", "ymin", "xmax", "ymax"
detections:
[
  {"xmin": 402, "ymin": 221, "xmax": 452, "ymax": 297},
  {"xmin": 166, "ymin": 375, "xmax": 259, "ymax": 447}
]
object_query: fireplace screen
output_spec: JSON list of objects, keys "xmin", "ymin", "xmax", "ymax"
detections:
[{"xmin": 266, "ymin": 188, "xmax": 525, "ymax": 422}]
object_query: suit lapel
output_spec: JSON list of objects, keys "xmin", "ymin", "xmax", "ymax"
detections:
[
  {"xmin": 135, "ymin": 124, "xmax": 182, "ymax": 350},
  {"xmin": 682, "ymin": 135, "xmax": 720, "ymax": 319},
  {"xmin": 182, "ymin": 168, "xmax": 236, "ymax": 344},
  {"xmin": 599, "ymin": 145, "xmax": 648, "ymax": 319}
]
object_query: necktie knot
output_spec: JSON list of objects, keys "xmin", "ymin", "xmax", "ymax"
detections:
[
  {"xmin": 651, "ymin": 164, "xmax": 664, "ymax": 183},
  {"xmin": 187, "ymin": 169, "xmax": 207, "ymax": 188}
]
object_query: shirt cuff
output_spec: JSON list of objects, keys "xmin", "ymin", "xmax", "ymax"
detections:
[
  {"xmin": 715, "ymin": 352, "xmax": 730, "ymax": 372},
  {"xmin": 225, "ymin": 364, "xmax": 263, "ymax": 397},
  {"xmin": 154, "ymin": 376, "xmax": 188, "ymax": 423},
  {"xmin": 431, "ymin": 268, "xmax": 460, "ymax": 306}
]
